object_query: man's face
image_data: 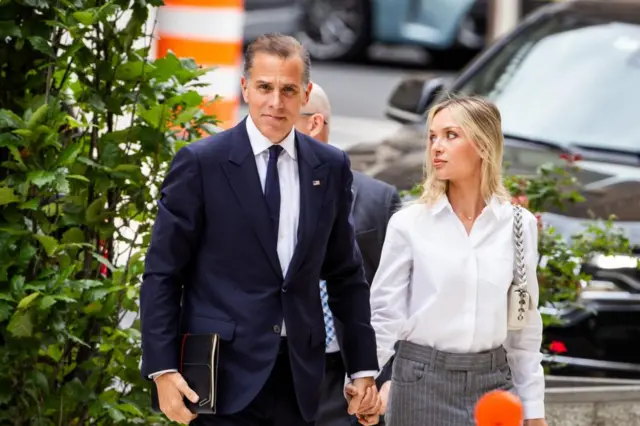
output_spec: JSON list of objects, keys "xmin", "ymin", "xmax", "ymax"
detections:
[{"xmin": 241, "ymin": 52, "xmax": 312, "ymax": 143}]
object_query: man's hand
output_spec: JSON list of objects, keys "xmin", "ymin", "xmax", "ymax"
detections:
[
  {"xmin": 155, "ymin": 372, "xmax": 199, "ymax": 424},
  {"xmin": 379, "ymin": 381, "xmax": 391, "ymax": 414},
  {"xmin": 345, "ymin": 377, "xmax": 380, "ymax": 425},
  {"xmin": 524, "ymin": 419, "xmax": 547, "ymax": 426}
]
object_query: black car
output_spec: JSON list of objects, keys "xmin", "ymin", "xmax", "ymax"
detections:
[{"xmin": 380, "ymin": 0, "xmax": 640, "ymax": 378}]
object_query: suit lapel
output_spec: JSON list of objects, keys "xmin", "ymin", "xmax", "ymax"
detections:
[
  {"xmin": 286, "ymin": 133, "xmax": 329, "ymax": 280},
  {"xmin": 221, "ymin": 119, "xmax": 283, "ymax": 278}
]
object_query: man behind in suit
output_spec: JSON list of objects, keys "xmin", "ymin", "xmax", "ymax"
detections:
[
  {"xmin": 140, "ymin": 33, "xmax": 380, "ymax": 426},
  {"xmin": 294, "ymin": 83, "xmax": 402, "ymax": 426}
]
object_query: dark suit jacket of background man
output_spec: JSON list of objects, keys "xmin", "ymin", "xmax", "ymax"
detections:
[
  {"xmin": 139, "ymin": 117, "xmax": 379, "ymax": 422},
  {"xmin": 351, "ymin": 171, "xmax": 401, "ymax": 286}
]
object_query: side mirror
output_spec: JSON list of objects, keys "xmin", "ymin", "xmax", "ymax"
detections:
[{"xmin": 385, "ymin": 77, "xmax": 448, "ymax": 124}]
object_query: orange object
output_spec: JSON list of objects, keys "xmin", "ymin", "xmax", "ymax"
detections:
[
  {"xmin": 474, "ymin": 390, "xmax": 524, "ymax": 426},
  {"xmin": 154, "ymin": 0, "xmax": 244, "ymax": 129}
]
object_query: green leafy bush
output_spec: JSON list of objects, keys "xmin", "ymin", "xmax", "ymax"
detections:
[
  {"xmin": 0, "ymin": 0, "xmax": 219, "ymax": 424},
  {"xmin": 504, "ymin": 154, "xmax": 636, "ymax": 323}
]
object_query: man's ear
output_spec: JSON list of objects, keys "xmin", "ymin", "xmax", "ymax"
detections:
[
  {"xmin": 309, "ymin": 114, "xmax": 325, "ymax": 138},
  {"xmin": 240, "ymin": 75, "xmax": 249, "ymax": 103},
  {"xmin": 303, "ymin": 81, "xmax": 313, "ymax": 106}
]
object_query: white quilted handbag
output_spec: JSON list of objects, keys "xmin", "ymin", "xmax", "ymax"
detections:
[{"xmin": 507, "ymin": 204, "xmax": 534, "ymax": 331}]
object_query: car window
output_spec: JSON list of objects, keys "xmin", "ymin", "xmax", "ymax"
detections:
[{"xmin": 456, "ymin": 11, "xmax": 640, "ymax": 152}]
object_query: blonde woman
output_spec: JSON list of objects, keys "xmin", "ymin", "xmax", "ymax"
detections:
[{"xmin": 369, "ymin": 96, "xmax": 546, "ymax": 426}]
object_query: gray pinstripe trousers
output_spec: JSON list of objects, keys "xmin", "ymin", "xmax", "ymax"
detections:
[{"xmin": 385, "ymin": 341, "xmax": 514, "ymax": 426}]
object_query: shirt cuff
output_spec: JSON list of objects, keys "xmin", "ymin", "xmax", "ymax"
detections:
[
  {"xmin": 350, "ymin": 370, "xmax": 378, "ymax": 380},
  {"xmin": 149, "ymin": 369, "xmax": 178, "ymax": 380},
  {"xmin": 522, "ymin": 399, "xmax": 545, "ymax": 420}
]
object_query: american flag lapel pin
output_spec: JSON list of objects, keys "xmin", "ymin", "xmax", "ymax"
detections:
[{"xmin": 313, "ymin": 180, "xmax": 321, "ymax": 186}]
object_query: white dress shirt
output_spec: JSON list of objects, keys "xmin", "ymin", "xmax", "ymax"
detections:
[
  {"xmin": 245, "ymin": 115, "xmax": 299, "ymax": 336},
  {"xmin": 370, "ymin": 195, "xmax": 545, "ymax": 419}
]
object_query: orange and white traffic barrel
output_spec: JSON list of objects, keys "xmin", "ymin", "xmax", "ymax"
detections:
[{"xmin": 155, "ymin": 0, "xmax": 244, "ymax": 129}]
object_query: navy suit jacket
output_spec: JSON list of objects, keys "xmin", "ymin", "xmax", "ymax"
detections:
[{"xmin": 140, "ymin": 118, "xmax": 379, "ymax": 421}]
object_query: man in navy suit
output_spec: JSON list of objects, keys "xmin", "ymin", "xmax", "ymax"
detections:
[{"xmin": 140, "ymin": 33, "xmax": 379, "ymax": 426}]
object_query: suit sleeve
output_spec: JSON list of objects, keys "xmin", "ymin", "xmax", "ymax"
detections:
[
  {"xmin": 140, "ymin": 146, "xmax": 204, "ymax": 377},
  {"xmin": 321, "ymin": 152, "xmax": 379, "ymax": 375}
]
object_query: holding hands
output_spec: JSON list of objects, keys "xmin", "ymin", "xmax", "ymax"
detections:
[{"xmin": 345, "ymin": 378, "xmax": 390, "ymax": 425}]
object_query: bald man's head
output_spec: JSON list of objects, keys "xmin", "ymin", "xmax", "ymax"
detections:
[
  {"xmin": 306, "ymin": 82, "xmax": 332, "ymax": 120},
  {"xmin": 294, "ymin": 81, "xmax": 332, "ymax": 143}
]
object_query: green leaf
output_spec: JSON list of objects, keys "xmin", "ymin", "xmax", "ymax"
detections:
[
  {"xmin": 18, "ymin": 245, "xmax": 36, "ymax": 266},
  {"xmin": 64, "ymin": 331, "xmax": 89, "ymax": 347},
  {"xmin": 27, "ymin": 104, "xmax": 49, "ymax": 128},
  {"xmin": 114, "ymin": 402, "xmax": 144, "ymax": 417},
  {"xmin": 106, "ymin": 406, "xmax": 126, "ymax": 422},
  {"xmin": 6, "ymin": 145, "xmax": 27, "ymax": 171},
  {"xmin": 61, "ymin": 227, "xmax": 84, "ymax": 244},
  {"xmin": 7, "ymin": 310, "xmax": 33, "ymax": 337},
  {"xmin": 12, "ymin": 128, "xmax": 32, "ymax": 138},
  {"xmin": 67, "ymin": 174, "xmax": 90, "ymax": 182},
  {"xmin": 10, "ymin": 275, "xmax": 25, "ymax": 294},
  {"xmin": 34, "ymin": 235, "xmax": 59, "ymax": 256},
  {"xmin": 84, "ymin": 301, "xmax": 103, "ymax": 314},
  {"xmin": 138, "ymin": 104, "xmax": 170, "ymax": 129},
  {"xmin": 57, "ymin": 142, "xmax": 83, "ymax": 166},
  {"xmin": 72, "ymin": 11, "xmax": 96, "ymax": 25},
  {"xmin": 0, "ymin": 187, "xmax": 19, "ymax": 206},
  {"xmin": 28, "ymin": 171, "xmax": 57, "ymax": 187},
  {"xmin": 169, "ymin": 90, "xmax": 203, "ymax": 108},
  {"xmin": 19, "ymin": 199, "xmax": 40, "ymax": 210},
  {"xmin": 46, "ymin": 345, "xmax": 63, "ymax": 362},
  {"xmin": 92, "ymin": 253, "xmax": 116, "ymax": 272},
  {"xmin": 42, "ymin": 202, "xmax": 58, "ymax": 217},
  {"xmin": 27, "ymin": 36, "xmax": 55, "ymax": 57},
  {"xmin": 39, "ymin": 296, "xmax": 56, "ymax": 310},
  {"xmin": 0, "ymin": 132, "xmax": 21, "ymax": 147},
  {"xmin": 17, "ymin": 292, "xmax": 40, "ymax": 309},
  {"xmin": 0, "ymin": 109, "xmax": 24, "ymax": 129},
  {"xmin": 115, "ymin": 61, "xmax": 149, "ymax": 81},
  {"xmin": 86, "ymin": 197, "xmax": 106, "ymax": 223},
  {"xmin": 174, "ymin": 106, "xmax": 201, "ymax": 125},
  {"xmin": 0, "ymin": 302, "xmax": 11, "ymax": 322},
  {"xmin": 113, "ymin": 164, "xmax": 139, "ymax": 173},
  {"xmin": 54, "ymin": 174, "xmax": 70, "ymax": 193}
]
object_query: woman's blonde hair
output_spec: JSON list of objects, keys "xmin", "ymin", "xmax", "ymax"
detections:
[{"xmin": 417, "ymin": 95, "xmax": 511, "ymax": 205}]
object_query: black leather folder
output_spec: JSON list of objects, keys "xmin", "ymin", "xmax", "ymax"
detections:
[{"xmin": 151, "ymin": 333, "xmax": 220, "ymax": 414}]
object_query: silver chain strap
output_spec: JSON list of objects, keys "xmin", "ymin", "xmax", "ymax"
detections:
[{"xmin": 512, "ymin": 204, "xmax": 528, "ymax": 321}]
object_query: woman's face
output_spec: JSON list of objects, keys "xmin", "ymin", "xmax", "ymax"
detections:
[{"xmin": 428, "ymin": 107, "xmax": 482, "ymax": 183}]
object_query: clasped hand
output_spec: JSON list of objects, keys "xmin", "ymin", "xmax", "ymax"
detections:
[{"xmin": 345, "ymin": 378, "xmax": 388, "ymax": 426}]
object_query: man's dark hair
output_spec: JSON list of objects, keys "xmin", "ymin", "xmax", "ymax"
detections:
[{"xmin": 243, "ymin": 33, "xmax": 311, "ymax": 85}]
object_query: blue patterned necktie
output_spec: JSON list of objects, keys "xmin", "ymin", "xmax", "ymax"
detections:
[
  {"xmin": 264, "ymin": 145, "xmax": 283, "ymax": 237},
  {"xmin": 319, "ymin": 280, "xmax": 336, "ymax": 348}
]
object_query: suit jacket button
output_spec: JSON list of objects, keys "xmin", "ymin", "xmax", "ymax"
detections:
[
  {"xmin": 282, "ymin": 285, "xmax": 288, "ymax": 292},
  {"xmin": 273, "ymin": 324, "xmax": 281, "ymax": 334}
]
